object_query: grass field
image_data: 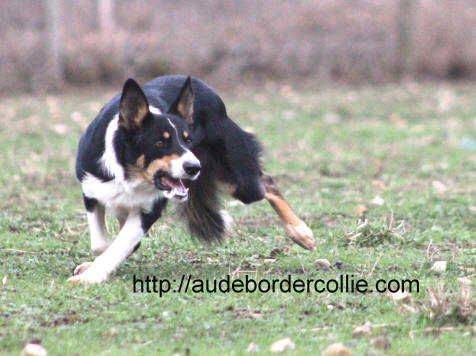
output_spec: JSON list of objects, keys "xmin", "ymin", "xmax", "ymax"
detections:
[{"xmin": 0, "ymin": 84, "xmax": 475, "ymax": 355}]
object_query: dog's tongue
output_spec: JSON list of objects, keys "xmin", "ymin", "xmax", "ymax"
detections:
[{"xmin": 163, "ymin": 176, "xmax": 187, "ymax": 199}]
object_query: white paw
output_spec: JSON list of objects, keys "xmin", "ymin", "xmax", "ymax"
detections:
[
  {"xmin": 68, "ymin": 263, "xmax": 110, "ymax": 284},
  {"xmin": 72, "ymin": 261, "xmax": 94, "ymax": 276},
  {"xmin": 284, "ymin": 221, "xmax": 316, "ymax": 250}
]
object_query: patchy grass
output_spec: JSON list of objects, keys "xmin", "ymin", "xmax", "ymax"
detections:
[{"xmin": 0, "ymin": 84, "xmax": 475, "ymax": 355}]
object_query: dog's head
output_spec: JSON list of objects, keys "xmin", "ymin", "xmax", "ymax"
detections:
[{"xmin": 119, "ymin": 77, "xmax": 200, "ymax": 201}]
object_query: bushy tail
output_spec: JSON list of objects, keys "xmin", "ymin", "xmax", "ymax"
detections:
[{"xmin": 181, "ymin": 148, "xmax": 226, "ymax": 243}]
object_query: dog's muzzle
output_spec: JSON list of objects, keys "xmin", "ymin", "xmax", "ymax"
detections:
[
  {"xmin": 183, "ymin": 161, "xmax": 201, "ymax": 177},
  {"xmin": 153, "ymin": 160, "xmax": 201, "ymax": 201}
]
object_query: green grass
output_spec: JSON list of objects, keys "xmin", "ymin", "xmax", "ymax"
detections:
[{"xmin": 0, "ymin": 85, "xmax": 475, "ymax": 355}]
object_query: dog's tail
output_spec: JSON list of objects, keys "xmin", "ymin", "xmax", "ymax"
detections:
[{"xmin": 180, "ymin": 148, "xmax": 228, "ymax": 243}]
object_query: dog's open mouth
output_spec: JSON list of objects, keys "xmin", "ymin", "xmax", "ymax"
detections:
[{"xmin": 155, "ymin": 173, "xmax": 189, "ymax": 200}]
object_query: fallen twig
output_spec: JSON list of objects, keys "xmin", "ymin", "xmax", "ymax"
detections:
[{"xmin": 0, "ymin": 248, "xmax": 36, "ymax": 254}]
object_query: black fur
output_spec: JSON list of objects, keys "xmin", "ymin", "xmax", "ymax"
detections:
[
  {"xmin": 77, "ymin": 75, "xmax": 265, "ymax": 243},
  {"xmin": 181, "ymin": 143, "xmax": 226, "ymax": 242},
  {"xmin": 143, "ymin": 76, "xmax": 265, "ymax": 242},
  {"xmin": 83, "ymin": 195, "xmax": 98, "ymax": 212},
  {"xmin": 75, "ymin": 103, "xmax": 116, "ymax": 182},
  {"xmin": 141, "ymin": 199, "xmax": 168, "ymax": 232},
  {"xmin": 75, "ymin": 78, "xmax": 194, "ymax": 184}
]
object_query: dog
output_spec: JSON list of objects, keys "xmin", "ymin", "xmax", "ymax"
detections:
[{"xmin": 69, "ymin": 75, "xmax": 315, "ymax": 283}]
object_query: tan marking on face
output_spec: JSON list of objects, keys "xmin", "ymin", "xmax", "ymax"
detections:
[
  {"xmin": 132, "ymin": 154, "xmax": 180, "ymax": 183},
  {"xmin": 163, "ymin": 131, "xmax": 170, "ymax": 139},
  {"xmin": 183, "ymin": 131, "xmax": 189, "ymax": 138}
]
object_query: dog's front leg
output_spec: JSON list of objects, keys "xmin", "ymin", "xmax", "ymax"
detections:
[
  {"xmin": 87, "ymin": 203, "xmax": 112, "ymax": 256},
  {"xmin": 69, "ymin": 212, "xmax": 144, "ymax": 284}
]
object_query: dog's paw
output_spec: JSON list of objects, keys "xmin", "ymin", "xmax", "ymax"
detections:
[
  {"xmin": 68, "ymin": 263, "xmax": 109, "ymax": 284},
  {"xmin": 72, "ymin": 261, "xmax": 94, "ymax": 276},
  {"xmin": 284, "ymin": 221, "xmax": 316, "ymax": 250}
]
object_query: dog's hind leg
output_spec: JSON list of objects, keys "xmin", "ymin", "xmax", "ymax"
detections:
[{"xmin": 262, "ymin": 175, "xmax": 315, "ymax": 250}]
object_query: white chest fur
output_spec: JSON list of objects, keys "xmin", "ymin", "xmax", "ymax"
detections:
[{"xmin": 82, "ymin": 174, "xmax": 164, "ymax": 215}]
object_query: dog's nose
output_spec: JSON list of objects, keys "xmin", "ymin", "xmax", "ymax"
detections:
[{"xmin": 183, "ymin": 161, "xmax": 201, "ymax": 176}]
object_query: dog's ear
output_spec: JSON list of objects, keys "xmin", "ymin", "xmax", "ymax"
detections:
[
  {"xmin": 119, "ymin": 79, "xmax": 149, "ymax": 131},
  {"xmin": 167, "ymin": 76, "xmax": 194, "ymax": 125}
]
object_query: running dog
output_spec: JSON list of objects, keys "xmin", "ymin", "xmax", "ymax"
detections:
[{"xmin": 69, "ymin": 75, "xmax": 314, "ymax": 283}]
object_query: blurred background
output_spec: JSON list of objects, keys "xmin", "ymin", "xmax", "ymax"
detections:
[{"xmin": 1, "ymin": 0, "xmax": 476, "ymax": 93}]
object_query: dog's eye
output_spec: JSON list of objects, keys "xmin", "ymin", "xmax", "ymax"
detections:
[
  {"xmin": 183, "ymin": 131, "xmax": 191, "ymax": 145},
  {"xmin": 156, "ymin": 139, "xmax": 169, "ymax": 148}
]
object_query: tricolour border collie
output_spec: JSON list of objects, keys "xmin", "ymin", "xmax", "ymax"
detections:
[{"xmin": 69, "ymin": 75, "xmax": 314, "ymax": 283}]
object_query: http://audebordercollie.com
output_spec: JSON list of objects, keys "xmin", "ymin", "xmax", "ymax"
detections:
[{"xmin": 70, "ymin": 75, "xmax": 315, "ymax": 283}]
